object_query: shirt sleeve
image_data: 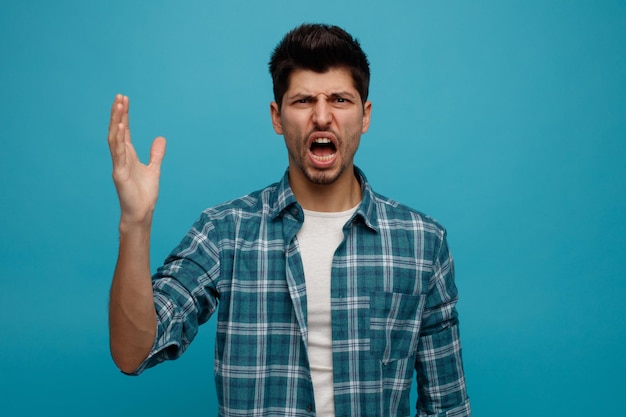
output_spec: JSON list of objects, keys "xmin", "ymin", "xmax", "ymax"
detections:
[
  {"xmin": 129, "ymin": 213, "xmax": 221, "ymax": 375},
  {"xmin": 415, "ymin": 231, "xmax": 471, "ymax": 416}
]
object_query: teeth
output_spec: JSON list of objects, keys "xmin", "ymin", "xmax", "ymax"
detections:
[
  {"xmin": 314, "ymin": 138, "xmax": 331, "ymax": 144},
  {"xmin": 312, "ymin": 154, "xmax": 335, "ymax": 162}
]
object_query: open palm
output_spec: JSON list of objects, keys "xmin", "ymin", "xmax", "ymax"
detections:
[{"xmin": 107, "ymin": 94, "xmax": 166, "ymax": 225}]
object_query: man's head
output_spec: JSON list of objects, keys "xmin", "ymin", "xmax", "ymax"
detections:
[
  {"xmin": 268, "ymin": 25, "xmax": 373, "ymax": 202},
  {"xmin": 269, "ymin": 23, "xmax": 370, "ymax": 110}
]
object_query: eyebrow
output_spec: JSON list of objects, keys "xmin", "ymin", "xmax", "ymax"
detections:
[{"xmin": 287, "ymin": 91, "xmax": 358, "ymax": 101}]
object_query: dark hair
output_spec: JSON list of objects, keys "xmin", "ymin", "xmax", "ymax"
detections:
[{"xmin": 269, "ymin": 23, "xmax": 370, "ymax": 109}]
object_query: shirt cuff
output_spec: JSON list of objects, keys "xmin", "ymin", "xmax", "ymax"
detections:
[
  {"xmin": 417, "ymin": 398, "xmax": 471, "ymax": 417},
  {"xmin": 121, "ymin": 322, "xmax": 180, "ymax": 376}
]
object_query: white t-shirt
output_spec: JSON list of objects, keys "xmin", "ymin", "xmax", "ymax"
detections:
[{"xmin": 296, "ymin": 205, "xmax": 358, "ymax": 416}]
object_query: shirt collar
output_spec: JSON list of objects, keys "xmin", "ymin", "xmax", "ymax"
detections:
[
  {"xmin": 353, "ymin": 167, "xmax": 379, "ymax": 232},
  {"xmin": 270, "ymin": 166, "xmax": 379, "ymax": 232}
]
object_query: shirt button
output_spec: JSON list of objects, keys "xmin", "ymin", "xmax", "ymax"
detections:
[{"xmin": 306, "ymin": 404, "xmax": 313, "ymax": 412}]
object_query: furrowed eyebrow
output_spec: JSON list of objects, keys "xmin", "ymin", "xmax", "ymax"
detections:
[
  {"xmin": 329, "ymin": 92, "xmax": 357, "ymax": 100},
  {"xmin": 287, "ymin": 91, "xmax": 357, "ymax": 101},
  {"xmin": 287, "ymin": 93, "xmax": 314, "ymax": 101}
]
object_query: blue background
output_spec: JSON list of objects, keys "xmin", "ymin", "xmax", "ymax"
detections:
[{"xmin": 1, "ymin": 1, "xmax": 625, "ymax": 415}]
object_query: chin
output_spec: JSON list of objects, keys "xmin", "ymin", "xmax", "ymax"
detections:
[{"xmin": 304, "ymin": 167, "xmax": 343, "ymax": 185}]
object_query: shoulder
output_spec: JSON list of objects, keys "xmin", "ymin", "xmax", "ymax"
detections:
[
  {"xmin": 178, "ymin": 183, "xmax": 282, "ymax": 249},
  {"xmin": 199, "ymin": 181, "xmax": 281, "ymax": 222},
  {"xmin": 187, "ymin": 181, "xmax": 290, "ymax": 240},
  {"xmin": 356, "ymin": 167, "xmax": 447, "ymax": 239},
  {"xmin": 370, "ymin": 190, "xmax": 447, "ymax": 238}
]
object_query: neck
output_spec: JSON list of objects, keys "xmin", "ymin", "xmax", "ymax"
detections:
[{"xmin": 289, "ymin": 165, "xmax": 362, "ymax": 212}]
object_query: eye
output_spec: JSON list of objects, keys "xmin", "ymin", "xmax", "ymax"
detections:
[
  {"xmin": 332, "ymin": 96, "xmax": 353, "ymax": 106},
  {"xmin": 330, "ymin": 94, "xmax": 353, "ymax": 105},
  {"xmin": 292, "ymin": 97, "xmax": 313, "ymax": 105}
]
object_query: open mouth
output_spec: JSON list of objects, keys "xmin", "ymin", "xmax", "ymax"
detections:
[{"xmin": 310, "ymin": 137, "xmax": 337, "ymax": 162}]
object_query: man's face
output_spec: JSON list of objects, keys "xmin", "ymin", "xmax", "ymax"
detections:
[{"xmin": 271, "ymin": 68, "xmax": 371, "ymax": 186}]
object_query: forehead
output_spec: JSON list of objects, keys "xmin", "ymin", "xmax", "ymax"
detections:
[{"xmin": 285, "ymin": 68, "xmax": 359, "ymax": 97}]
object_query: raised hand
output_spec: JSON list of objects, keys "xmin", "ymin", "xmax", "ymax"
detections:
[
  {"xmin": 107, "ymin": 95, "xmax": 163, "ymax": 372},
  {"xmin": 107, "ymin": 94, "xmax": 166, "ymax": 226}
]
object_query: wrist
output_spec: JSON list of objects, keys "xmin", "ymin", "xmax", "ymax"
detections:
[{"xmin": 119, "ymin": 213, "xmax": 153, "ymax": 235}]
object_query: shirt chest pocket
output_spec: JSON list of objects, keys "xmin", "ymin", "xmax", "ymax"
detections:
[{"xmin": 369, "ymin": 292, "xmax": 426, "ymax": 364}]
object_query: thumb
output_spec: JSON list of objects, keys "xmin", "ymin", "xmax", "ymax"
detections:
[{"xmin": 149, "ymin": 136, "xmax": 166, "ymax": 170}]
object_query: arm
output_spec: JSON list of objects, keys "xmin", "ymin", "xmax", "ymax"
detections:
[
  {"xmin": 415, "ymin": 232, "xmax": 471, "ymax": 416},
  {"xmin": 107, "ymin": 94, "xmax": 166, "ymax": 373}
]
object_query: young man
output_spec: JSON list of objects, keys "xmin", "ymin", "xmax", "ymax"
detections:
[{"xmin": 108, "ymin": 24, "xmax": 471, "ymax": 417}]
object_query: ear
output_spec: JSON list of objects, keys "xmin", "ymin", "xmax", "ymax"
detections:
[
  {"xmin": 270, "ymin": 102, "xmax": 283, "ymax": 134},
  {"xmin": 361, "ymin": 100, "xmax": 372, "ymax": 134}
]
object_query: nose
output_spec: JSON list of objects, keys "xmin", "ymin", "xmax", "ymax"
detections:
[{"xmin": 312, "ymin": 96, "xmax": 332, "ymax": 128}]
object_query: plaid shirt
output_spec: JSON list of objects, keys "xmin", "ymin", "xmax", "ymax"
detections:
[{"xmin": 134, "ymin": 168, "xmax": 471, "ymax": 417}]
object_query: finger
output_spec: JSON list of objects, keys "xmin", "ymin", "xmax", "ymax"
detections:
[
  {"xmin": 121, "ymin": 95, "xmax": 130, "ymax": 134},
  {"xmin": 108, "ymin": 107, "xmax": 126, "ymax": 164},
  {"xmin": 120, "ymin": 95, "xmax": 134, "ymax": 148},
  {"xmin": 108, "ymin": 95, "xmax": 133, "ymax": 167},
  {"xmin": 109, "ymin": 93, "xmax": 123, "ymax": 123},
  {"xmin": 111, "ymin": 121, "xmax": 127, "ymax": 167},
  {"xmin": 148, "ymin": 136, "xmax": 167, "ymax": 172},
  {"xmin": 108, "ymin": 94, "xmax": 124, "ymax": 136},
  {"xmin": 108, "ymin": 95, "xmax": 125, "ymax": 153}
]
